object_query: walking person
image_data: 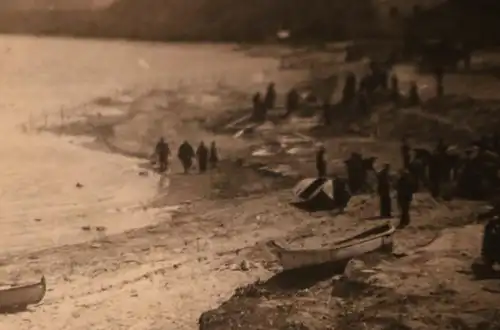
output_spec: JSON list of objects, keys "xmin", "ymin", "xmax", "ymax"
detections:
[
  {"xmin": 209, "ymin": 141, "xmax": 219, "ymax": 169},
  {"xmin": 196, "ymin": 141, "xmax": 209, "ymax": 173},
  {"xmin": 154, "ymin": 137, "xmax": 170, "ymax": 173},
  {"xmin": 178, "ymin": 140, "xmax": 195, "ymax": 174}
]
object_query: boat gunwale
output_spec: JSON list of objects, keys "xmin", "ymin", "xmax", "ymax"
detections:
[{"xmin": 269, "ymin": 224, "xmax": 395, "ymax": 254}]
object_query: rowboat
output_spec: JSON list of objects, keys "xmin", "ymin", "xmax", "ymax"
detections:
[
  {"xmin": 268, "ymin": 223, "xmax": 396, "ymax": 271},
  {"xmin": 0, "ymin": 276, "xmax": 46, "ymax": 311}
]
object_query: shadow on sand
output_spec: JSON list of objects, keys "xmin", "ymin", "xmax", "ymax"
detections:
[
  {"xmin": 0, "ymin": 305, "xmax": 29, "ymax": 315},
  {"xmin": 261, "ymin": 260, "xmax": 350, "ymax": 291}
]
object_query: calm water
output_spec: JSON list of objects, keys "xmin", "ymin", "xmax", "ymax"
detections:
[{"xmin": 0, "ymin": 35, "xmax": 279, "ymax": 255}]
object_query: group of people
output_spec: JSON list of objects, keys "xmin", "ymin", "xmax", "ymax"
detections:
[
  {"xmin": 154, "ymin": 138, "xmax": 219, "ymax": 174},
  {"xmin": 401, "ymin": 135, "xmax": 500, "ymax": 200},
  {"xmin": 251, "ymin": 82, "xmax": 300, "ymax": 122},
  {"xmin": 315, "ymin": 145, "xmax": 418, "ymax": 229}
]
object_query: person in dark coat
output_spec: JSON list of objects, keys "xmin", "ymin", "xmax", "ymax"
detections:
[
  {"xmin": 481, "ymin": 217, "xmax": 500, "ymax": 268},
  {"xmin": 409, "ymin": 151, "xmax": 425, "ymax": 191},
  {"xmin": 196, "ymin": 142, "xmax": 209, "ymax": 173},
  {"xmin": 428, "ymin": 151, "xmax": 442, "ymax": 198},
  {"xmin": 284, "ymin": 88, "xmax": 299, "ymax": 118},
  {"xmin": 377, "ymin": 164, "xmax": 392, "ymax": 218},
  {"xmin": 154, "ymin": 137, "xmax": 170, "ymax": 172},
  {"xmin": 264, "ymin": 83, "xmax": 276, "ymax": 110},
  {"xmin": 345, "ymin": 153, "xmax": 363, "ymax": 194},
  {"xmin": 342, "ymin": 73, "xmax": 357, "ymax": 104},
  {"xmin": 333, "ymin": 176, "xmax": 350, "ymax": 213},
  {"xmin": 322, "ymin": 101, "xmax": 332, "ymax": 126},
  {"xmin": 390, "ymin": 74, "xmax": 400, "ymax": 104},
  {"xmin": 408, "ymin": 81, "xmax": 420, "ymax": 106},
  {"xmin": 251, "ymin": 92, "xmax": 265, "ymax": 122},
  {"xmin": 401, "ymin": 137, "xmax": 411, "ymax": 169},
  {"xmin": 178, "ymin": 140, "xmax": 195, "ymax": 174},
  {"xmin": 316, "ymin": 146, "xmax": 327, "ymax": 177},
  {"xmin": 209, "ymin": 141, "xmax": 219, "ymax": 169},
  {"xmin": 397, "ymin": 169, "xmax": 414, "ymax": 228}
]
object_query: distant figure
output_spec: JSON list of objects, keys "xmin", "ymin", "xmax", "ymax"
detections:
[
  {"xmin": 284, "ymin": 88, "xmax": 300, "ymax": 118},
  {"xmin": 409, "ymin": 150, "xmax": 426, "ymax": 191},
  {"xmin": 209, "ymin": 141, "xmax": 219, "ymax": 169},
  {"xmin": 428, "ymin": 150, "xmax": 442, "ymax": 198},
  {"xmin": 377, "ymin": 164, "xmax": 392, "ymax": 218},
  {"xmin": 401, "ymin": 137, "xmax": 411, "ymax": 169},
  {"xmin": 316, "ymin": 146, "xmax": 327, "ymax": 177},
  {"xmin": 264, "ymin": 83, "xmax": 276, "ymax": 110},
  {"xmin": 397, "ymin": 170, "xmax": 414, "ymax": 228},
  {"xmin": 333, "ymin": 176, "xmax": 350, "ymax": 213},
  {"xmin": 154, "ymin": 137, "xmax": 170, "ymax": 172},
  {"xmin": 357, "ymin": 91, "xmax": 369, "ymax": 114},
  {"xmin": 322, "ymin": 101, "xmax": 332, "ymax": 126},
  {"xmin": 433, "ymin": 65, "xmax": 444, "ymax": 97},
  {"xmin": 342, "ymin": 73, "xmax": 357, "ymax": 104},
  {"xmin": 178, "ymin": 140, "xmax": 195, "ymax": 174},
  {"xmin": 345, "ymin": 153, "xmax": 364, "ymax": 194},
  {"xmin": 390, "ymin": 75, "xmax": 400, "ymax": 104},
  {"xmin": 251, "ymin": 92, "xmax": 265, "ymax": 122},
  {"xmin": 482, "ymin": 217, "xmax": 500, "ymax": 269},
  {"xmin": 408, "ymin": 81, "xmax": 420, "ymax": 106},
  {"xmin": 196, "ymin": 142, "xmax": 209, "ymax": 173}
]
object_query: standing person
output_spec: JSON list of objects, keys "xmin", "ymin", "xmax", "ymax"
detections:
[
  {"xmin": 316, "ymin": 145, "xmax": 327, "ymax": 177},
  {"xmin": 390, "ymin": 74, "xmax": 400, "ymax": 104},
  {"xmin": 333, "ymin": 175, "xmax": 350, "ymax": 214},
  {"xmin": 209, "ymin": 141, "xmax": 219, "ymax": 169},
  {"xmin": 251, "ymin": 92, "xmax": 264, "ymax": 122},
  {"xmin": 196, "ymin": 142, "xmax": 209, "ymax": 173},
  {"xmin": 322, "ymin": 101, "xmax": 332, "ymax": 126},
  {"xmin": 342, "ymin": 72, "xmax": 357, "ymax": 104},
  {"xmin": 428, "ymin": 151, "xmax": 442, "ymax": 198},
  {"xmin": 397, "ymin": 169, "xmax": 414, "ymax": 228},
  {"xmin": 377, "ymin": 164, "xmax": 392, "ymax": 218},
  {"xmin": 177, "ymin": 140, "xmax": 195, "ymax": 174},
  {"xmin": 284, "ymin": 88, "xmax": 299, "ymax": 118},
  {"xmin": 401, "ymin": 137, "xmax": 411, "ymax": 169},
  {"xmin": 408, "ymin": 81, "xmax": 420, "ymax": 106},
  {"xmin": 264, "ymin": 82, "xmax": 276, "ymax": 110},
  {"xmin": 154, "ymin": 137, "xmax": 170, "ymax": 172}
]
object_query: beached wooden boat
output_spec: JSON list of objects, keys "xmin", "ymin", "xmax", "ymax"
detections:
[
  {"xmin": 268, "ymin": 224, "xmax": 396, "ymax": 271},
  {"xmin": 0, "ymin": 276, "xmax": 46, "ymax": 311}
]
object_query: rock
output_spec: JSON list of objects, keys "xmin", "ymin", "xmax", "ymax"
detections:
[
  {"xmin": 75, "ymin": 182, "xmax": 84, "ymax": 188},
  {"xmin": 95, "ymin": 226, "xmax": 107, "ymax": 232},
  {"xmin": 343, "ymin": 259, "xmax": 367, "ymax": 280},
  {"xmin": 81, "ymin": 226, "xmax": 91, "ymax": 231},
  {"xmin": 34, "ymin": 218, "xmax": 41, "ymax": 222},
  {"xmin": 239, "ymin": 260, "xmax": 250, "ymax": 271},
  {"xmin": 138, "ymin": 171, "xmax": 148, "ymax": 176}
]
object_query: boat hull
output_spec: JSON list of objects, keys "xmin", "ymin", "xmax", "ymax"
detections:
[
  {"xmin": 269, "ymin": 224, "xmax": 395, "ymax": 271},
  {"xmin": 0, "ymin": 276, "xmax": 46, "ymax": 310}
]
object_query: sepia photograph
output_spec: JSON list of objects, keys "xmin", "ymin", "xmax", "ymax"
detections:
[{"xmin": 0, "ymin": 0, "xmax": 499, "ymax": 329}]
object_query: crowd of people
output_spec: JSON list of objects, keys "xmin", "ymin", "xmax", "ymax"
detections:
[
  {"xmin": 315, "ymin": 132, "xmax": 500, "ymax": 229},
  {"xmin": 315, "ymin": 146, "xmax": 414, "ymax": 228},
  {"xmin": 251, "ymin": 82, "xmax": 301, "ymax": 121},
  {"xmin": 153, "ymin": 137, "xmax": 219, "ymax": 174}
]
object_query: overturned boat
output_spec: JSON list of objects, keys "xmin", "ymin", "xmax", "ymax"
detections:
[
  {"xmin": 268, "ymin": 223, "xmax": 396, "ymax": 271},
  {"xmin": 0, "ymin": 276, "xmax": 46, "ymax": 311}
]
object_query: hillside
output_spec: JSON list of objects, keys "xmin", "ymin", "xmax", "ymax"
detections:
[{"xmin": 0, "ymin": 0, "xmax": 385, "ymax": 42}]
